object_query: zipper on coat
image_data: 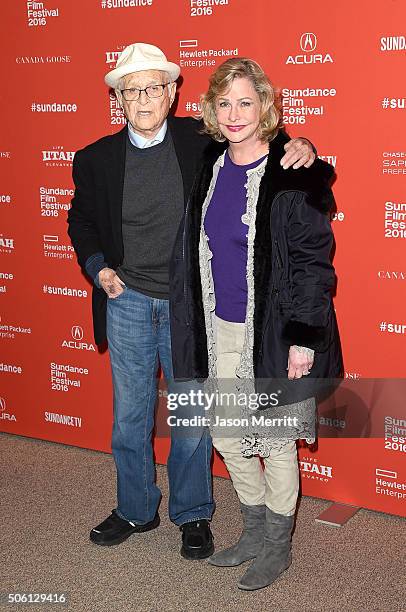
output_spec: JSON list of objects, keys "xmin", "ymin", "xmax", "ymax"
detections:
[
  {"xmin": 182, "ymin": 202, "xmax": 190, "ymax": 326},
  {"xmin": 181, "ymin": 170, "xmax": 207, "ymax": 327}
]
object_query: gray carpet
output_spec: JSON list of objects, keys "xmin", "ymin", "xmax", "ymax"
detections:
[{"xmin": 0, "ymin": 433, "xmax": 404, "ymax": 612}]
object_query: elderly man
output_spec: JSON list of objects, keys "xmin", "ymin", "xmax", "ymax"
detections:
[{"xmin": 67, "ymin": 43, "xmax": 316, "ymax": 560}]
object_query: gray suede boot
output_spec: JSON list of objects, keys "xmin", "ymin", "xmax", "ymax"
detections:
[
  {"xmin": 208, "ymin": 503, "xmax": 266, "ymax": 567},
  {"xmin": 237, "ymin": 507, "xmax": 294, "ymax": 590}
]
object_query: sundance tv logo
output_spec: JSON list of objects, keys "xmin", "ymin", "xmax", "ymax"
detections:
[
  {"xmin": 286, "ymin": 32, "xmax": 333, "ymax": 65},
  {"xmin": 44, "ymin": 411, "xmax": 82, "ymax": 428},
  {"xmin": 61, "ymin": 325, "xmax": 96, "ymax": 352},
  {"xmin": 0, "ymin": 397, "xmax": 17, "ymax": 422}
]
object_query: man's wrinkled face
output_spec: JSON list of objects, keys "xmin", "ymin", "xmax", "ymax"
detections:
[{"xmin": 116, "ymin": 70, "xmax": 176, "ymax": 139}]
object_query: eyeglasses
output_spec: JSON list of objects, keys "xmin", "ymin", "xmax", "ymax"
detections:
[{"xmin": 120, "ymin": 83, "xmax": 170, "ymax": 101}]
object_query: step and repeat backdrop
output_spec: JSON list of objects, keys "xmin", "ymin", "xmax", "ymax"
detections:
[{"xmin": 1, "ymin": 0, "xmax": 405, "ymax": 517}]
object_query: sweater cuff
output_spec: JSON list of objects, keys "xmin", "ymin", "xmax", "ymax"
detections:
[
  {"xmin": 292, "ymin": 345, "xmax": 315, "ymax": 360},
  {"xmin": 85, "ymin": 252, "xmax": 107, "ymax": 288}
]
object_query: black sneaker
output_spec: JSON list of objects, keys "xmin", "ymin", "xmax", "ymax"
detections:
[
  {"xmin": 90, "ymin": 510, "xmax": 160, "ymax": 546},
  {"xmin": 180, "ymin": 519, "xmax": 214, "ymax": 560}
]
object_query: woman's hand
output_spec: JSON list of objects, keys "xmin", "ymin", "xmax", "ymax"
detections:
[
  {"xmin": 98, "ymin": 267, "xmax": 125, "ymax": 298},
  {"xmin": 280, "ymin": 138, "xmax": 316, "ymax": 170},
  {"xmin": 287, "ymin": 345, "xmax": 314, "ymax": 379}
]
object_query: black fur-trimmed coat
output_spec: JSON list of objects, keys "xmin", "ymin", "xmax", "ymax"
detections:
[{"xmin": 169, "ymin": 131, "xmax": 344, "ymax": 388}]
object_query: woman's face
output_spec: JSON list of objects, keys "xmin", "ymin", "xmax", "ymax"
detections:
[{"xmin": 215, "ymin": 76, "xmax": 262, "ymax": 145}]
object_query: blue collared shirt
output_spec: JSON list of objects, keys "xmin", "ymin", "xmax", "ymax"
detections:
[{"xmin": 127, "ymin": 120, "xmax": 167, "ymax": 149}]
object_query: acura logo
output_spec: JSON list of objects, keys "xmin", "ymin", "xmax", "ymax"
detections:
[
  {"xmin": 0, "ymin": 397, "xmax": 6, "ymax": 412},
  {"xmin": 300, "ymin": 32, "xmax": 317, "ymax": 52},
  {"xmin": 71, "ymin": 325, "xmax": 84, "ymax": 341}
]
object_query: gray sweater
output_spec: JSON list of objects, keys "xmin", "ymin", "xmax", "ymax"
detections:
[{"xmin": 116, "ymin": 130, "xmax": 184, "ymax": 299}]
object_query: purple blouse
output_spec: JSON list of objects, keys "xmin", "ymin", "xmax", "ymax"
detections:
[{"xmin": 204, "ymin": 150, "xmax": 267, "ymax": 323}]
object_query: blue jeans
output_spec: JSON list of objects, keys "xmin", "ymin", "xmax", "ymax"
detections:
[{"xmin": 107, "ymin": 286, "xmax": 214, "ymax": 526}]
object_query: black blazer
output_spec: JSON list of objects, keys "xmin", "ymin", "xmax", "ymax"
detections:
[{"xmin": 68, "ymin": 115, "xmax": 218, "ymax": 344}]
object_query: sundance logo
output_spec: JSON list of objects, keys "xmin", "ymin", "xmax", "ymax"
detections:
[
  {"xmin": 0, "ymin": 362, "xmax": 23, "ymax": 374},
  {"xmin": 61, "ymin": 325, "xmax": 95, "ymax": 352},
  {"xmin": 0, "ymin": 397, "xmax": 17, "ymax": 422},
  {"xmin": 319, "ymin": 416, "xmax": 346, "ymax": 430},
  {"xmin": 380, "ymin": 36, "xmax": 406, "ymax": 52},
  {"xmin": 286, "ymin": 32, "xmax": 333, "ymax": 65}
]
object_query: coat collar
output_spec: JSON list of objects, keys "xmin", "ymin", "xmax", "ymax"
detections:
[{"xmin": 105, "ymin": 127, "xmax": 127, "ymax": 258}]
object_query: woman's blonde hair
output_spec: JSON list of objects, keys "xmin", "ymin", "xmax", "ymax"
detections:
[{"xmin": 201, "ymin": 58, "xmax": 281, "ymax": 143}]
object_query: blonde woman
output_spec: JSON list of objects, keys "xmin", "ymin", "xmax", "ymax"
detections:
[{"xmin": 170, "ymin": 58, "xmax": 343, "ymax": 590}]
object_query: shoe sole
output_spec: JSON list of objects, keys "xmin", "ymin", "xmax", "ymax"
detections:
[
  {"xmin": 90, "ymin": 515, "xmax": 160, "ymax": 547},
  {"xmin": 180, "ymin": 541, "xmax": 215, "ymax": 560}
]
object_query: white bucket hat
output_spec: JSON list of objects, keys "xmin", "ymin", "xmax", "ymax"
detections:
[{"xmin": 105, "ymin": 43, "xmax": 180, "ymax": 89}]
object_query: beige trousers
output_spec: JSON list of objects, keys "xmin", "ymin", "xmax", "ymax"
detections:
[{"xmin": 212, "ymin": 316, "xmax": 299, "ymax": 516}]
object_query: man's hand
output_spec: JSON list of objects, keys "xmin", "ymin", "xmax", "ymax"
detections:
[
  {"xmin": 287, "ymin": 345, "xmax": 314, "ymax": 380},
  {"xmin": 280, "ymin": 138, "xmax": 316, "ymax": 170},
  {"xmin": 98, "ymin": 267, "xmax": 125, "ymax": 298}
]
